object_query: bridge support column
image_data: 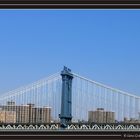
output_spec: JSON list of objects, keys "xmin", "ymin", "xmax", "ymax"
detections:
[{"xmin": 59, "ymin": 66, "xmax": 73, "ymax": 128}]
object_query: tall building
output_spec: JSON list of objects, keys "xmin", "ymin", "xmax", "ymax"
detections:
[
  {"xmin": 16, "ymin": 105, "xmax": 30, "ymax": 123},
  {"xmin": 0, "ymin": 110, "xmax": 5, "ymax": 123},
  {"xmin": 0, "ymin": 110, "xmax": 16, "ymax": 123},
  {"xmin": 0, "ymin": 101, "xmax": 51, "ymax": 124},
  {"xmin": 0, "ymin": 102, "xmax": 30, "ymax": 123},
  {"xmin": 106, "ymin": 111, "xmax": 115, "ymax": 123},
  {"xmin": 28, "ymin": 103, "xmax": 35, "ymax": 123},
  {"xmin": 32, "ymin": 107, "xmax": 51, "ymax": 123},
  {"xmin": 88, "ymin": 108, "xmax": 115, "ymax": 123},
  {"xmin": 5, "ymin": 111, "xmax": 16, "ymax": 123}
]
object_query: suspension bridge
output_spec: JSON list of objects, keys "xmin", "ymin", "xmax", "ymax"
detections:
[{"xmin": 0, "ymin": 66, "xmax": 140, "ymax": 130}]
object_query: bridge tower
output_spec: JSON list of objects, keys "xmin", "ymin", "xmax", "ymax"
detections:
[{"xmin": 59, "ymin": 66, "xmax": 73, "ymax": 127}]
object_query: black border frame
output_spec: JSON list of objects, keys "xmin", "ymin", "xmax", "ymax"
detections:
[
  {"xmin": 0, "ymin": 130, "xmax": 140, "ymax": 139},
  {"xmin": 0, "ymin": 1, "xmax": 140, "ymax": 139},
  {"xmin": 0, "ymin": 0, "xmax": 140, "ymax": 8}
]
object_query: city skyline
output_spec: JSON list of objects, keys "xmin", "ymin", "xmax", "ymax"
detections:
[{"xmin": 0, "ymin": 10, "xmax": 140, "ymax": 97}]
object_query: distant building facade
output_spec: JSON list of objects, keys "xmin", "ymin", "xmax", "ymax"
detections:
[
  {"xmin": 0, "ymin": 109, "xmax": 16, "ymax": 123},
  {"xmin": 88, "ymin": 108, "xmax": 115, "ymax": 123},
  {"xmin": 32, "ymin": 107, "xmax": 51, "ymax": 123},
  {"xmin": 123, "ymin": 117, "xmax": 140, "ymax": 123},
  {"xmin": 0, "ymin": 101, "xmax": 51, "ymax": 124}
]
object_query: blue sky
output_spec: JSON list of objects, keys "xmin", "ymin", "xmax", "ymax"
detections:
[{"xmin": 0, "ymin": 10, "xmax": 140, "ymax": 96}]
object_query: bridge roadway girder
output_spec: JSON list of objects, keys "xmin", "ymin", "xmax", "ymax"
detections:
[{"xmin": 0, "ymin": 123, "xmax": 139, "ymax": 131}]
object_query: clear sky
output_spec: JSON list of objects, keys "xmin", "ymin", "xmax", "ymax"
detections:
[{"xmin": 0, "ymin": 10, "xmax": 140, "ymax": 96}]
